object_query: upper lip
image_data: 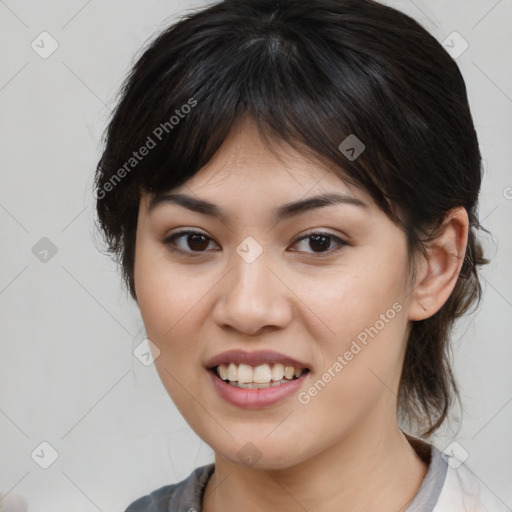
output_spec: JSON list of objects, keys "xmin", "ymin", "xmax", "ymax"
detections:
[{"xmin": 205, "ymin": 349, "xmax": 310, "ymax": 370}]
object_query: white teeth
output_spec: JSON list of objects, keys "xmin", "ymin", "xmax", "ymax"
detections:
[
  {"xmin": 253, "ymin": 364, "xmax": 272, "ymax": 383},
  {"xmin": 237, "ymin": 363, "xmax": 253, "ymax": 383},
  {"xmin": 234, "ymin": 379, "xmax": 293, "ymax": 389},
  {"xmin": 215, "ymin": 362, "xmax": 307, "ymax": 385},
  {"xmin": 227, "ymin": 362, "xmax": 238, "ymax": 381},
  {"xmin": 284, "ymin": 366, "xmax": 295, "ymax": 379},
  {"xmin": 271, "ymin": 363, "xmax": 284, "ymax": 381},
  {"xmin": 218, "ymin": 363, "xmax": 228, "ymax": 380}
]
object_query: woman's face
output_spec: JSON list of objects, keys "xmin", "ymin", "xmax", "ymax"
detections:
[{"xmin": 134, "ymin": 119, "xmax": 417, "ymax": 470}]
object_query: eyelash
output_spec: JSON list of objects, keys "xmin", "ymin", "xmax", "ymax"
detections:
[{"xmin": 162, "ymin": 230, "xmax": 348, "ymax": 257}]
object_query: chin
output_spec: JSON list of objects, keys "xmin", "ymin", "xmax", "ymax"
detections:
[{"xmin": 207, "ymin": 433, "xmax": 310, "ymax": 471}]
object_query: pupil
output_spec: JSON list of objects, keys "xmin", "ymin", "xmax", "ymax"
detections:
[
  {"xmin": 189, "ymin": 234, "xmax": 208, "ymax": 251},
  {"xmin": 310, "ymin": 234, "xmax": 329, "ymax": 252}
]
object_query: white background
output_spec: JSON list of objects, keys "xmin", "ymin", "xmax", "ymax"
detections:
[{"xmin": 0, "ymin": 0, "xmax": 511, "ymax": 510}]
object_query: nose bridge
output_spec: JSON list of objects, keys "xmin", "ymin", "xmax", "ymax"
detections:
[{"xmin": 214, "ymin": 242, "xmax": 292, "ymax": 334}]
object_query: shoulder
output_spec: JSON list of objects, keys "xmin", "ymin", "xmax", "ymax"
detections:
[
  {"xmin": 404, "ymin": 435, "xmax": 510, "ymax": 512},
  {"xmin": 434, "ymin": 454, "xmax": 510, "ymax": 512},
  {"xmin": 124, "ymin": 482, "xmax": 180, "ymax": 512},
  {"xmin": 123, "ymin": 464, "xmax": 215, "ymax": 512}
]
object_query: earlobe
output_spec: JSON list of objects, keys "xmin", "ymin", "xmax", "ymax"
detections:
[{"xmin": 408, "ymin": 207, "xmax": 469, "ymax": 321}]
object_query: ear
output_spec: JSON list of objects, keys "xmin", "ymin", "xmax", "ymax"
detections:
[{"xmin": 408, "ymin": 207, "xmax": 469, "ymax": 321}]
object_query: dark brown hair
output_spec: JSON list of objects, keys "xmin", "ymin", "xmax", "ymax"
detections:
[{"xmin": 94, "ymin": 0, "xmax": 488, "ymax": 436}]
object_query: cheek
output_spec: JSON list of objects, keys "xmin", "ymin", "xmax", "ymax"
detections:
[
  {"xmin": 133, "ymin": 244, "xmax": 208, "ymax": 401},
  {"xmin": 134, "ymin": 242, "xmax": 207, "ymax": 341},
  {"xmin": 301, "ymin": 248, "xmax": 410, "ymax": 397},
  {"xmin": 134, "ymin": 247, "xmax": 210, "ymax": 413},
  {"xmin": 303, "ymin": 251, "xmax": 409, "ymax": 342}
]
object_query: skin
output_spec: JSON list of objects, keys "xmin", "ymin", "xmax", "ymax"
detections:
[{"xmin": 133, "ymin": 117, "xmax": 468, "ymax": 512}]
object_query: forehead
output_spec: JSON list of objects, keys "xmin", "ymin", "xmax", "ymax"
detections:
[
  {"xmin": 171, "ymin": 118, "xmax": 368, "ymax": 202},
  {"xmin": 141, "ymin": 119, "xmax": 381, "ymax": 233}
]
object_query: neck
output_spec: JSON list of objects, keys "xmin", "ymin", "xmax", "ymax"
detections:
[{"xmin": 202, "ymin": 424, "xmax": 428, "ymax": 512}]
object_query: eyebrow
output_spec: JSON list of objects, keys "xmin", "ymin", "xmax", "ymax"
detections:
[{"xmin": 148, "ymin": 191, "xmax": 368, "ymax": 222}]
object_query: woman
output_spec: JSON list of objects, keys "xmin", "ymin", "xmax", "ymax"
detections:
[{"xmin": 94, "ymin": 0, "xmax": 508, "ymax": 510}]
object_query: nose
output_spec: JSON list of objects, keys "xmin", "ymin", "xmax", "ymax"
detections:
[{"xmin": 212, "ymin": 251, "xmax": 294, "ymax": 336}]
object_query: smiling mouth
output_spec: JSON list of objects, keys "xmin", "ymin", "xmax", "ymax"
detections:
[{"xmin": 211, "ymin": 362, "xmax": 310, "ymax": 389}]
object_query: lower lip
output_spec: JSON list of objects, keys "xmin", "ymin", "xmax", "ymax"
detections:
[{"xmin": 208, "ymin": 369, "xmax": 309, "ymax": 409}]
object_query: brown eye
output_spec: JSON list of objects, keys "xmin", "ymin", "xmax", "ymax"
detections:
[
  {"xmin": 163, "ymin": 230, "xmax": 218, "ymax": 253},
  {"xmin": 291, "ymin": 232, "xmax": 347, "ymax": 255},
  {"xmin": 308, "ymin": 234, "xmax": 331, "ymax": 252},
  {"xmin": 185, "ymin": 233, "xmax": 210, "ymax": 251}
]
